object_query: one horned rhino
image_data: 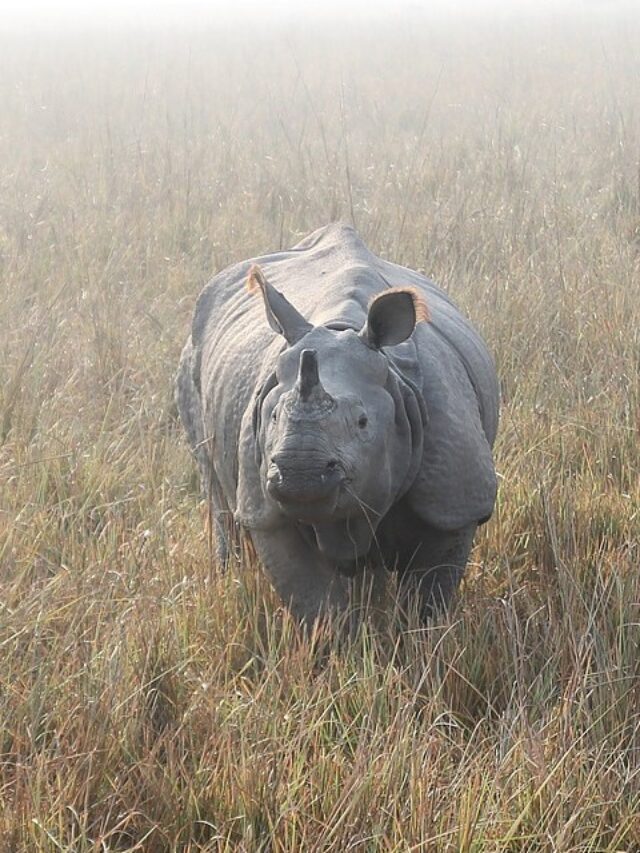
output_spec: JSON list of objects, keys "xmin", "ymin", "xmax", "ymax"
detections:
[{"xmin": 176, "ymin": 224, "xmax": 499, "ymax": 622}]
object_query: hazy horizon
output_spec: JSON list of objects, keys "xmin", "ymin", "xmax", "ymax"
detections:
[{"xmin": 2, "ymin": 0, "xmax": 637, "ymax": 34}]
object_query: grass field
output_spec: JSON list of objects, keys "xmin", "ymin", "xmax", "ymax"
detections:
[{"xmin": 1, "ymin": 7, "xmax": 639, "ymax": 850}]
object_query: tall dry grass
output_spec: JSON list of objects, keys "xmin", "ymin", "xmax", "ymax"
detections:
[{"xmin": 0, "ymin": 9, "xmax": 639, "ymax": 850}]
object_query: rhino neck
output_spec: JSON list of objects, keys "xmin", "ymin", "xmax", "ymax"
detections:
[
  {"xmin": 384, "ymin": 362, "xmax": 427, "ymax": 504},
  {"xmin": 311, "ymin": 515, "xmax": 377, "ymax": 565}
]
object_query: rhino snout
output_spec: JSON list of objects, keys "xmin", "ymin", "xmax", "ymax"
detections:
[{"xmin": 266, "ymin": 454, "xmax": 344, "ymax": 506}]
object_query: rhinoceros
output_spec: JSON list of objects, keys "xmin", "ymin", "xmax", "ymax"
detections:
[{"xmin": 175, "ymin": 223, "xmax": 499, "ymax": 622}]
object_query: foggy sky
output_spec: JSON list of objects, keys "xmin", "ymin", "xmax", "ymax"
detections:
[{"xmin": 1, "ymin": 0, "xmax": 631, "ymax": 33}]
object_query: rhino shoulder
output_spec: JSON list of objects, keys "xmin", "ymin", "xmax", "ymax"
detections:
[{"xmin": 408, "ymin": 321, "xmax": 498, "ymax": 531}]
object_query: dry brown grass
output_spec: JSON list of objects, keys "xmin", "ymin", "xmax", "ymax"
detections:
[{"xmin": 1, "ymin": 9, "xmax": 639, "ymax": 851}]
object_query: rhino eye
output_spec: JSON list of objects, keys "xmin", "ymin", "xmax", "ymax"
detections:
[
  {"xmin": 358, "ymin": 414, "xmax": 368, "ymax": 429},
  {"xmin": 271, "ymin": 409, "xmax": 277, "ymax": 423}
]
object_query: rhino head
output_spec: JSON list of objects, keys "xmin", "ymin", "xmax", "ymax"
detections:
[{"xmin": 247, "ymin": 264, "xmax": 429, "ymax": 565}]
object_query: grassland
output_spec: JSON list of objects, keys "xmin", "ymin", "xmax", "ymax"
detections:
[{"xmin": 1, "ymin": 8, "xmax": 639, "ymax": 850}]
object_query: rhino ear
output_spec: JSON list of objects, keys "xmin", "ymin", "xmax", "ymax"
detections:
[
  {"xmin": 360, "ymin": 288, "xmax": 429, "ymax": 349},
  {"xmin": 248, "ymin": 264, "xmax": 312, "ymax": 345}
]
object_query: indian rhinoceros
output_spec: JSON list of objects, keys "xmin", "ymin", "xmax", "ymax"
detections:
[{"xmin": 175, "ymin": 223, "xmax": 499, "ymax": 622}]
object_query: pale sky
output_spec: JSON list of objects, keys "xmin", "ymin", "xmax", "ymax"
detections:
[{"xmin": 0, "ymin": 0, "xmax": 625, "ymax": 33}]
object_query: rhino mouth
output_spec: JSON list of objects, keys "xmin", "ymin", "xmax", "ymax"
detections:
[
  {"xmin": 265, "ymin": 458, "xmax": 346, "ymax": 521},
  {"xmin": 277, "ymin": 491, "xmax": 341, "ymax": 523}
]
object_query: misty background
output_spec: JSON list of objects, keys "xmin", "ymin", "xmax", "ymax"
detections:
[{"xmin": 2, "ymin": 0, "xmax": 636, "ymax": 32}]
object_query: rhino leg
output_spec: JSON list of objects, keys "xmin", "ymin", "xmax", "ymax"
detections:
[
  {"xmin": 248, "ymin": 524, "xmax": 350, "ymax": 624},
  {"xmin": 397, "ymin": 524, "xmax": 477, "ymax": 620},
  {"xmin": 377, "ymin": 501, "xmax": 476, "ymax": 620}
]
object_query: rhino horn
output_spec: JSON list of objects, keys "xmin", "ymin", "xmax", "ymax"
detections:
[{"xmin": 297, "ymin": 349, "xmax": 322, "ymax": 402}]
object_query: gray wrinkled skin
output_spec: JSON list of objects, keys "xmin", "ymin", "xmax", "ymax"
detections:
[{"xmin": 175, "ymin": 224, "xmax": 499, "ymax": 623}]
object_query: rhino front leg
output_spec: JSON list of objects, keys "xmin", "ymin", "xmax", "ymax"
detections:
[
  {"xmin": 247, "ymin": 524, "xmax": 350, "ymax": 624},
  {"xmin": 398, "ymin": 523, "xmax": 477, "ymax": 620}
]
